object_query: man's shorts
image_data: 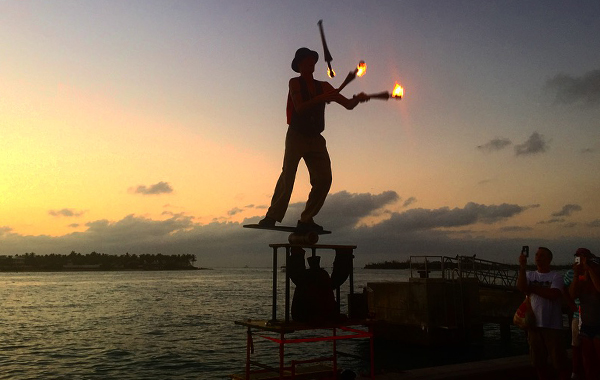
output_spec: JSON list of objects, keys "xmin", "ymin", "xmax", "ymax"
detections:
[
  {"xmin": 580, "ymin": 324, "xmax": 600, "ymax": 339},
  {"xmin": 527, "ymin": 327, "xmax": 569, "ymax": 370}
]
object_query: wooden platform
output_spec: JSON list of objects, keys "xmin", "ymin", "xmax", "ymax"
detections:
[
  {"xmin": 230, "ymin": 363, "xmax": 333, "ymax": 380},
  {"xmin": 235, "ymin": 319, "xmax": 372, "ymax": 333},
  {"xmin": 243, "ymin": 224, "xmax": 331, "ymax": 234}
]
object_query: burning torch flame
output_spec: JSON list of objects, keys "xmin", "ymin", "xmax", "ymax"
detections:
[
  {"xmin": 356, "ymin": 61, "xmax": 367, "ymax": 77},
  {"xmin": 392, "ymin": 82, "xmax": 404, "ymax": 99},
  {"xmin": 327, "ymin": 68, "xmax": 336, "ymax": 78}
]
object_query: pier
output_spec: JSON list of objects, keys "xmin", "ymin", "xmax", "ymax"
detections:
[{"xmin": 366, "ymin": 255, "xmax": 525, "ymax": 346}]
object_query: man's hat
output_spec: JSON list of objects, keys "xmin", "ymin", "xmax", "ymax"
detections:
[
  {"xmin": 575, "ymin": 248, "xmax": 593, "ymax": 258},
  {"xmin": 292, "ymin": 47, "xmax": 319, "ymax": 73}
]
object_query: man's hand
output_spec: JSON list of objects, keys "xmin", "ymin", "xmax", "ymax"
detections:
[
  {"xmin": 354, "ymin": 92, "xmax": 370, "ymax": 103},
  {"xmin": 320, "ymin": 88, "xmax": 342, "ymax": 104},
  {"xmin": 516, "ymin": 252, "xmax": 528, "ymax": 294},
  {"xmin": 519, "ymin": 253, "xmax": 527, "ymax": 268}
]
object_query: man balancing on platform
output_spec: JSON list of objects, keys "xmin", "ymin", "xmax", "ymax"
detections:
[{"xmin": 259, "ymin": 47, "xmax": 369, "ymax": 233}]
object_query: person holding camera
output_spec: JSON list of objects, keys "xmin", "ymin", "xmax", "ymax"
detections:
[
  {"xmin": 517, "ymin": 246, "xmax": 569, "ymax": 380},
  {"xmin": 563, "ymin": 250, "xmax": 585, "ymax": 380},
  {"xmin": 569, "ymin": 248, "xmax": 600, "ymax": 380}
]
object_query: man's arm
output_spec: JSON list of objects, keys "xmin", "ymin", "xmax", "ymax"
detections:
[
  {"xmin": 530, "ymin": 285, "xmax": 563, "ymax": 300},
  {"xmin": 587, "ymin": 263, "xmax": 600, "ymax": 293},
  {"xmin": 289, "ymin": 78, "xmax": 340, "ymax": 114},
  {"xmin": 321, "ymin": 82, "xmax": 369, "ymax": 110},
  {"xmin": 516, "ymin": 253, "xmax": 529, "ymax": 294}
]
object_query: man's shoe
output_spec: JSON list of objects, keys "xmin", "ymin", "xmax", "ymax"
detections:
[
  {"xmin": 296, "ymin": 220, "xmax": 324, "ymax": 233},
  {"xmin": 258, "ymin": 216, "xmax": 276, "ymax": 227}
]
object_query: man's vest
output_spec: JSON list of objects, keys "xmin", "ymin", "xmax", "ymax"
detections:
[{"xmin": 286, "ymin": 77, "xmax": 325, "ymax": 136}]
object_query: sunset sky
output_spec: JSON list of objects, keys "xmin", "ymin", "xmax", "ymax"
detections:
[{"xmin": 1, "ymin": 1, "xmax": 599, "ymax": 267}]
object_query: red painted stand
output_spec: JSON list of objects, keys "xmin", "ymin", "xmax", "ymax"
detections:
[{"xmin": 231, "ymin": 244, "xmax": 374, "ymax": 380}]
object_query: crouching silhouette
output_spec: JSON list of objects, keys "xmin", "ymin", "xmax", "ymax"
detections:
[{"xmin": 288, "ymin": 247, "xmax": 353, "ymax": 324}]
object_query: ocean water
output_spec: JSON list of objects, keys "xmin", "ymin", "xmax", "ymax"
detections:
[{"xmin": 0, "ymin": 268, "xmax": 527, "ymax": 379}]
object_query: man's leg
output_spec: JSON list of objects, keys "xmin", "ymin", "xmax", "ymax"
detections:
[
  {"xmin": 528, "ymin": 329, "xmax": 552, "ymax": 380},
  {"xmin": 580, "ymin": 336, "xmax": 597, "ymax": 380},
  {"xmin": 265, "ymin": 129, "xmax": 305, "ymax": 223},
  {"xmin": 571, "ymin": 316, "xmax": 582, "ymax": 379},
  {"xmin": 300, "ymin": 134, "xmax": 331, "ymax": 224},
  {"xmin": 544, "ymin": 328, "xmax": 570, "ymax": 380}
]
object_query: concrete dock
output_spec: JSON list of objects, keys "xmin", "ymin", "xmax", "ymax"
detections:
[{"xmin": 358, "ymin": 354, "xmax": 537, "ymax": 379}]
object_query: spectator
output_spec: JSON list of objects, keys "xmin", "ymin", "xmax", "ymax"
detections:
[
  {"xmin": 517, "ymin": 247, "xmax": 569, "ymax": 380},
  {"xmin": 564, "ymin": 257, "xmax": 582, "ymax": 380},
  {"xmin": 569, "ymin": 248, "xmax": 600, "ymax": 380}
]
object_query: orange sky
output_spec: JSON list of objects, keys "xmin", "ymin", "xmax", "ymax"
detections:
[{"xmin": 1, "ymin": 1, "xmax": 599, "ymax": 266}]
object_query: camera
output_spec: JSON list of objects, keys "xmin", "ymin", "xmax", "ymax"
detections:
[{"xmin": 522, "ymin": 245, "xmax": 529, "ymax": 257}]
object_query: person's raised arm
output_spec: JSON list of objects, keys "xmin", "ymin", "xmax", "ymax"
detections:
[
  {"xmin": 587, "ymin": 262, "xmax": 600, "ymax": 293},
  {"xmin": 321, "ymin": 82, "xmax": 370, "ymax": 110},
  {"xmin": 516, "ymin": 253, "xmax": 529, "ymax": 294}
]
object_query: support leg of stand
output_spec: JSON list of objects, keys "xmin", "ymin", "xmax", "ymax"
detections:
[
  {"xmin": 285, "ymin": 246, "xmax": 290, "ymax": 323},
  {"xmin": 272, "ymin": 246, "xmax": 278, "ymax": 322},
  {"xmin": 369, "ymin": 325, "xmax": 375, "ymax": 379},
  {"xmin": 279, "ymin": 332, "xmax": 285, "ymax": 380},
  {"xmin": 333, "ymin": 327, "xmax": 338, "ymax": 377},
  {"xmin": 349, "ymin": 249, "xmax": 355, "ymax": 296},
  {"xmin": 245, "ymin": 326, "xmax": 251, "ymax": 380}
]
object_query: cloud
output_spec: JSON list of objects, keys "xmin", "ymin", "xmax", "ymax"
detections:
[
  {"xmin": 514, "ymin": 132, "xmax": 549, "ymax": 156},
  {"xmin": 537, "ymin": 218, "xmax": 565, "ymax": 225},
  {"xmin": 546, "ymin": 69, "xmax": 600, "ymax": 107},
  {"xmin": 0, "ymin": 226, "xmax": 13, "ymax": 236},
  {"xmin": 131, "ymin": 181, "xmax": 173, "ymax": 195},
  {"xmin": 477, "ymin": 138, "xmax": 512, "ymax": 153},
  {"xmin": 228, "ymin": 207, "xmax": 244, "ymax": 216},
  {"xmin": 316, "ymin": 191, "xmax": 400, "ymax": 229},
  {"xmin": 588, "ymin": 219, "xmax": 600, "ymax": 228},
  {"xmin": 500, "ymin": 226, "xmax": 533, "ymax": 232},
  {"xmin": 551, "ymin": 204, "xmax": 582, "ymax": 217},
  {"xmin": 402, "ymin": 197, "xmax": 417, "ymax": 208},
  {"xmin": 0, "ymin": 191, "xmax": 582, "ymax": 267},
  {"xmin": 373, "ymin": 202, "xmax": 531, "ymax": 232},
  {"xmin": 48, "ymin": 208, "xmax": 86, "ymax": 217}
]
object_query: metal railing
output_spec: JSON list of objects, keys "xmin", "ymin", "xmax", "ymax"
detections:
[{"xmin": 409, "ymin": 255, "xmax": 518, "ymax": 289}]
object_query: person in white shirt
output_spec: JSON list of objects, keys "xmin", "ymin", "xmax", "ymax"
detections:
[{"xmin": 517, "ymin": 246, "xmax": 569, "ymax": 380}]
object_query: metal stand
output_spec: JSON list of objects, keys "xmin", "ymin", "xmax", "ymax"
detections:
[
  {"xmin": 231, "ymin": 242, "xmax": 375, "ymax": 379},
  {"xmin": 268, "ymin": 243, "xmax": 357, "ymax": 324}
]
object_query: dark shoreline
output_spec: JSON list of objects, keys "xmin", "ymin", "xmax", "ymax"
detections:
[{"xmin": 0, "ymin": 251, "xmax": 204, "ymax": 272}]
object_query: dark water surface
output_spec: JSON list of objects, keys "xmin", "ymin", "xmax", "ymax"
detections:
[{"xmin": 0, "ymin": 269, "xmax": 527, "ymax": 379}]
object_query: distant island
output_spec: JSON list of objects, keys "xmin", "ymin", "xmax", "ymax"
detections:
[
  {"xmin": 0, "ymin": 251, "xmax": 205, "ymax": 272},
  {"xmin": 364, "ymin": 260, "xmax": 411, "ymax": 269}
]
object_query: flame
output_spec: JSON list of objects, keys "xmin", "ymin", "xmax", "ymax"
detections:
[
  {"xmin": 327, "ymin": 68, "xmax": 336, "ymax": 78},
  {"xmin": 392, "ymin": 82, "xmax": 404, "ymax": 98},
  {"xmin": 356, "ymin": 61, "xmax": 367, "ymax": 77}
]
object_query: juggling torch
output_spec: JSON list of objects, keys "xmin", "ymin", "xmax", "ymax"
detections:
[
  {"xmin": 366, "ymin": 83, "xmax": 404, "ymax": 100},
  {"xmin": 318, "ymin": 20, "xmax": 335, "ymax": 78}
]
